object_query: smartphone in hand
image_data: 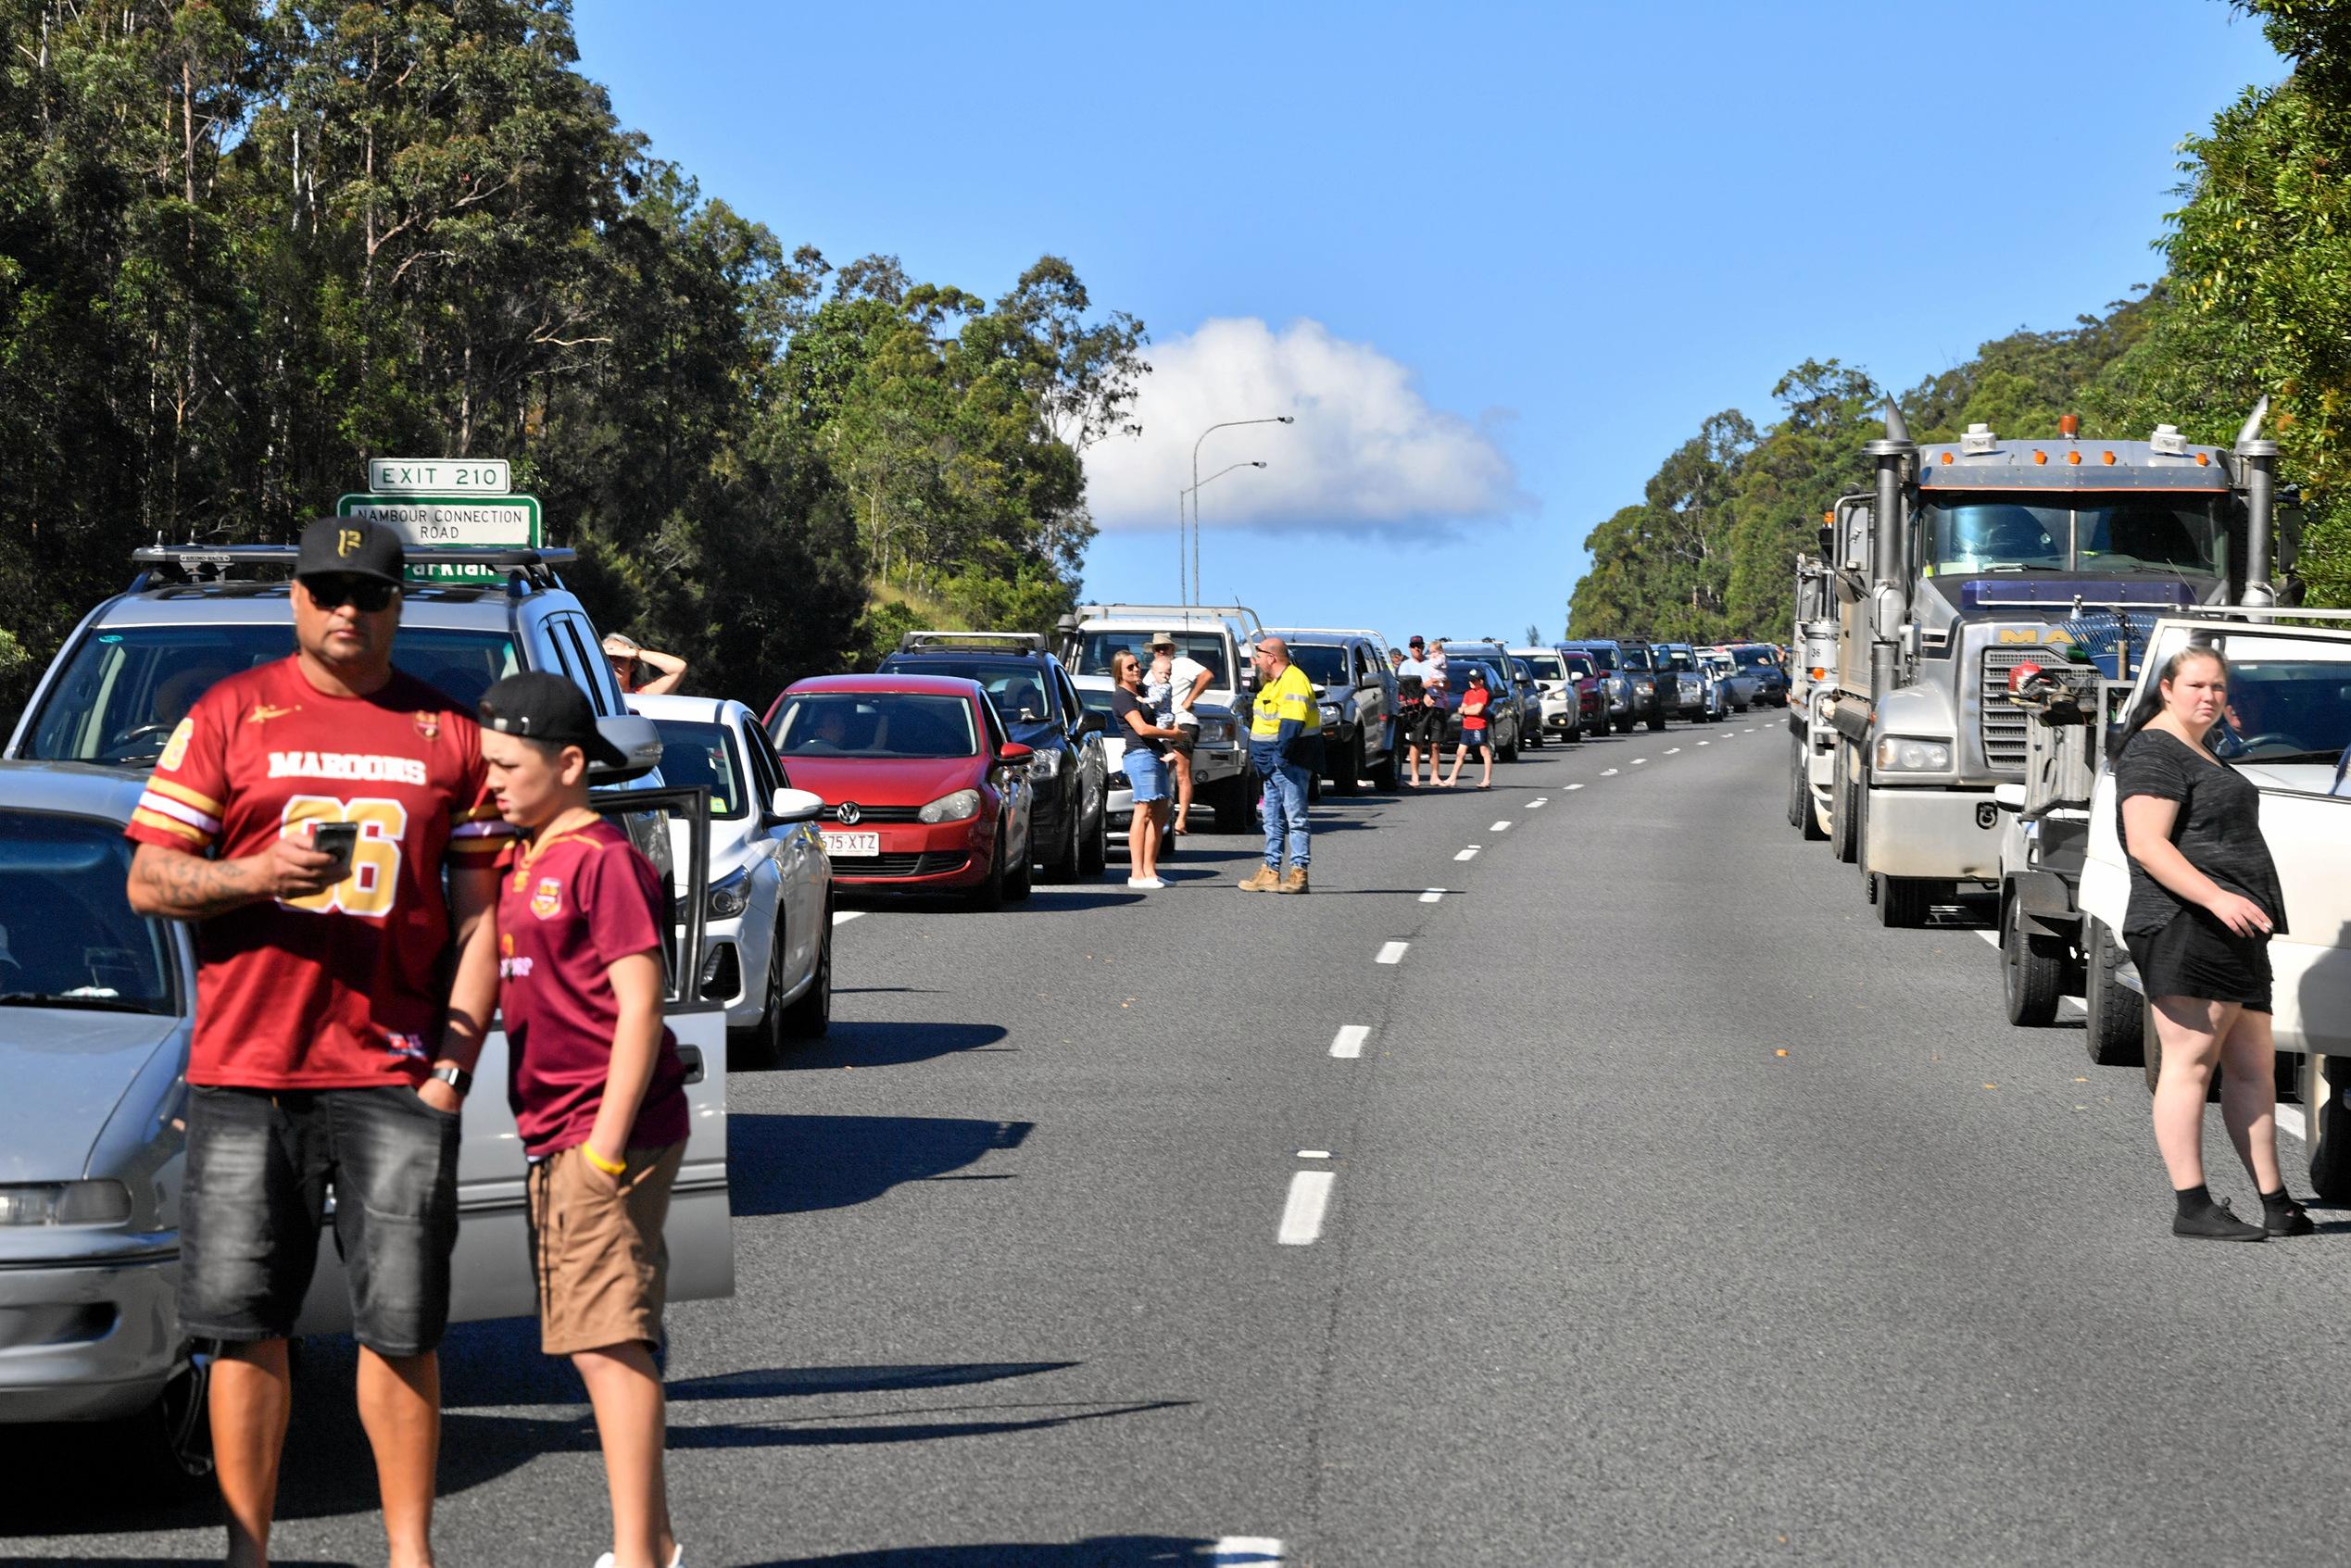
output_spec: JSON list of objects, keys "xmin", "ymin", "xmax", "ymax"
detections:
[{"xmin": 310, "ymin": 820, "xmax": 359, "ymax": 881}]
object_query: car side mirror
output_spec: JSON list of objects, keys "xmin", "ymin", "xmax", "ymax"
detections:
[
  {"xmin": 1075, "ymin": 711, "xmax": 1105, "ymax": 736},
  {"xmin": 998, "ymin": 742, "xmax": 1034, "ymax": 764},
  {"xmin": 770, "ymin": 786, "xmax": 825, "ymax": 824},
  {"xmin": 590, "ymin": 715, "xmax": 663, "ymax": 784}
]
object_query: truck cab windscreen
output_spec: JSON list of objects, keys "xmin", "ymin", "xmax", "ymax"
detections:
[{"xmin": 1920, "ymin": 495, "xmax": 2224, "ymax": 577}]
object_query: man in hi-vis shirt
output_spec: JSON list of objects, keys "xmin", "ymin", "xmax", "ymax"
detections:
[{"xmin": 125, "ymin": 516, "xmax": 509, "ymax": 1568}]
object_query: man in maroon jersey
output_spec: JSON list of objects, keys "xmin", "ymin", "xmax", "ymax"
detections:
[{"xmin": 126, "ymin": 515, "xmax": 509, "ymax": 1568}]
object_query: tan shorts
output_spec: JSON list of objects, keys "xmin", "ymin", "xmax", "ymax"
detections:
[{"xmin": 525, "ymin": 1140, "xmax": 685, "ymax": 1356}]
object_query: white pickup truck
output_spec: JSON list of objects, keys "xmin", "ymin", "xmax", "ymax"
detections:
[
  {"xmin": 1061, "ymin": 603, "xmax": 1264, "ymax": 832},
  {"xmin": 2074, "ymin": 609, "xmax": 2351, "ymax": 1197}
]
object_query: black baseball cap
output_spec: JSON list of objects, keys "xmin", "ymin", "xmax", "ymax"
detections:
[
  {"xmin": 295, "ymin": 515, "xmax": 405, "ymax": 584},
  {"xmin": 476, "ymin": 671, "xmax": 627, "ymax": 765}
]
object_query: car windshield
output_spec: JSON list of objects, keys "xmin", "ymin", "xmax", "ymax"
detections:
[
  {"xmin": 1519, "ymin": 653, "xmax": 1565, "ymax": 681},
  {"xmin": 1618, "ymin": 646, "xmax": 1651, "ymax": 671},
  {"xmin": 19, "ymin": 623, "xmax": 518, "ymax": 767},
  {"xmin": 1073, "ymin": 630, "xmax": 1228, "ymax": 684},
  {"xmin": 1701, "ymin": 654, "xmax": 1734, "ymax": 673},
  {"xmin": 648, "ymin": 720, "xmax": 748, "ymax": 820},
  {"xmin": 1735, "ymin": 646, "xmax": 1778, "ymax": 669},
  {"xmin": 1921, "ymin": 494, "xmax": 2226, "ymax": 576},
  {"xmin": 0, "ymin": 812, "xmax": 176, "ymax": 1015},
  {"xmin": 1658, "ymin": 648, "xmax": 1698, "ymax": 673},
  {"xmin": 886, "ymin": 659, "xmax": 1058, "ymax": 725},
  {"xmin": 2134, "ymin": 630, "xmax": 2351, "ymax": 770},
  {"xmin": 1288, "ymin": 645, "xmax": 1353, "ymax": 687},
  {"xmin": 772, "ymin": 692, "xmax": 978, "ymax": 759}
]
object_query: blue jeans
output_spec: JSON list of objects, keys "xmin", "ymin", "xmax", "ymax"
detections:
[{"xmin": 1260, "ymin": 760, "xmax": 1311, "ymax": 869}]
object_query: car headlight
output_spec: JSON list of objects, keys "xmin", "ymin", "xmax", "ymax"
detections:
[
  {"xmin": 1318, "ymin": 703, "xmax": 1342, "ymax": 723},
  {"xmin": 1635, "ymin": 680, "xmax": 1653, "ymax": 695},
  {"xmin": 707, "ymin": 870, "xmax": 751, "ymax": 920},
  {"xmin": 0, "ymin": 1181, "xmax": 132, "ymax": 1227},
  {"xmin": 1028, "ymin": 748, "xmax": 1062, "ymax": 779},
  {"xmin": 1199, "ymin": 718, "xmax": 1233, "ymax": 745},
  {"xmin": 1874, "ymin": 735, "xmax": 1955, "ymax": 772},
  {"xmin": 920, "ymin": 787, "xmax": 982, "ymax": 823}
]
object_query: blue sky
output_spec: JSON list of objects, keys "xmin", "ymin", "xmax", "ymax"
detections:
[{"xmin": 574, "ymin": 0, "xmax": 2284, "ymax": 646}]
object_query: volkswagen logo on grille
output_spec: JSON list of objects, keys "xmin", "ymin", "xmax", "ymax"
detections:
[{"xmin": 836, "ymin": 801, "xmax": 862, "ymax": 826}]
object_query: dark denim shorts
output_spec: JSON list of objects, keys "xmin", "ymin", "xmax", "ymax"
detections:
[{"xmin": 181, "ymin": 1085, "xmax": 461, "ymax": 1357}]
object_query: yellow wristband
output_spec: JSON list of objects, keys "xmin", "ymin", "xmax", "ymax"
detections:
[{"xmin": 581, "ymin": 1143, "xmax": 625, "ymax": 1175}]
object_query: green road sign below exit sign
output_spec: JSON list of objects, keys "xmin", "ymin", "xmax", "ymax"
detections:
[{"xmin": 335, "ymin": 493, "xmax": 543, "ymax": 581}]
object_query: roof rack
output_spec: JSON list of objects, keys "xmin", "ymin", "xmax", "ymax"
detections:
[
  {"xmin": 130, "ymin": 544, "xmax": 576, "ymax": 592},
  {"xmin": 1073, "ymin": 602, "xmax": 1266, "ymax": 639},
  {"xmin": 895, "ymin": 630, "xmax": 1049, "ymax": 653}
]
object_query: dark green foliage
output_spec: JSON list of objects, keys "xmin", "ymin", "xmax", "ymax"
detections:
[{"xmin": 0, "ymin": 0, "xmax": 1140, "ymax": 722}]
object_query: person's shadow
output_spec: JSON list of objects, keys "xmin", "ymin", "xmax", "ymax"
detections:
[{"xmin": 727, "ymin": 1113, "xmax": 1034, "ymax": 1215}]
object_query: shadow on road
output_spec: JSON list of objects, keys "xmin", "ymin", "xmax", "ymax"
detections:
[
  {"xmin": 748, "ymin": 1537, "xmax": 1266, "ymax": 1566},
  {"xmin": 773, "ymin": 1020, "xmax": 1011, "ymax": 1072},
  {"xmin": 728, "ymin": 1113, "xmax": 1032, "ymax": 1215},
  {"xmin": 668, "ymin": 1361, "xmax": 1078, "ymax": 1401}
]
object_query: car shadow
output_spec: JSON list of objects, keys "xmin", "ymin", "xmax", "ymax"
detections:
[
  {"xmin": 745, "ymin": 1539, "xmax": 1270, "ymax": 1567},
  {"xmin": 727, "ymin": 1113, "xmax": 1033, "ymax": 1215},
  {"xmin": 777, "ymin": 1020, "xmax": 1011, "ymax": 1072}
]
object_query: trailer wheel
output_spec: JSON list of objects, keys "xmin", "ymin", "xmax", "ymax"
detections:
[
  {"xmin": 2081, "ymin": 917, "xmax": 2144, "ymax": 1067},
  {"xmin": 2001, "ymin": 888, "xmax": 2063, "ymax": 1027}
]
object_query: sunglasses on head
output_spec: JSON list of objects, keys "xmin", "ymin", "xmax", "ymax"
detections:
[{"xmin": 302, "ymin": 575, "xmax": 398, "ymax": 612}]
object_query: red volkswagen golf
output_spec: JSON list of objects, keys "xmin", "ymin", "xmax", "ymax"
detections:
[{"xmin": 765, "ymin": 674, "xmax": 1037, "ymax": 906}]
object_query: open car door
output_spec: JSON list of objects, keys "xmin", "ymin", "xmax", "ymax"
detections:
[{"xmin": 297, "ymin": 783, "xmax": 733, "ymax": 1332}]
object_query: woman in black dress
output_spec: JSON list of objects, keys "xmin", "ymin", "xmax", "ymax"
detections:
[{"xmin": 2115, "ymin": 644, "xmax": 2309, "ymax": 1240}]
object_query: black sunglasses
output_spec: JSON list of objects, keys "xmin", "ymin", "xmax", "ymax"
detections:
[{"xmin": 301, "ymin": 575, "xmax": 398, "ymax": 612}]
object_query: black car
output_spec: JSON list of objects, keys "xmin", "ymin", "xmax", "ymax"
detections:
[
  {"xmin": 875, "ymin": 632, "xmax": 1110, "ymax": 880},
  {"xmin": 1437, "ymin": 659, "xmax": 1526, "ymax": 759}
]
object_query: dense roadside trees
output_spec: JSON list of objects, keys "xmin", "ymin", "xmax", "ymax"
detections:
[
  {"xmin": 0, "ymin": 0, "xmax": 1142, "ymax": 717},
  {"xmin": 1572, "ymin": 0, "xmax": 2351, "ymax": 637}
]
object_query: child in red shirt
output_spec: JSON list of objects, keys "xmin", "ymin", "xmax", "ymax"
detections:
[
  {"xmin": 478, "ymin": 671, "xmax": 688, "ymax": 1568},
  {"xmin": 1444, "ymin": 668, "xmax": 1497, "ymax": 790}
]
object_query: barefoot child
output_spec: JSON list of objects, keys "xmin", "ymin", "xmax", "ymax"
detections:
[{"xmin": 478, "ymin": 671, "xmax": 691, "ymax": 1568}]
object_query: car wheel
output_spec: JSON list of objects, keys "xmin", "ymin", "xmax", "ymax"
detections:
[
  {"xmin": 1873, "ymin": 873, "xmax": 1932, "ymax": 928},
  {"xmin": 1829, "ymin": 740, "xmax": 1859, "ymax": 863},
  {"xmin": 1212, "ymin": 774, "xmax": 1253, "ymax": 833},
  {"xmin": 780, "ymin": 908, "xmax": 832, "ymax": 1039},
  {"xmin": 1077, "ymin": 790, "xmax": 1109, "ymax": 875},
  {"xmin": 1647, "ymin": 713, "xmax": 1666, "ymax": 732},
  {"xmin": 1038, "ymin": 804, "xmax": 1079, "ymax": 884},
  {"xmin": 2082, "ymin": 917, "xmax": 2144, "ymax": 1067},
  {"xmin": 1614, "ymin": 715, "xmax": 1634, "ymax": 734},
  {"xmin": 1369, "ymin": 746, "xmax": 1399, "ymax": 790},
  {"xmin": 1333, "ymin": 734, "xmax": 1362, "ymax": 794},
  {"xmin": 1005, "ymin": 828, "xmax": 1035, "ymax": 902},
  {"xmin": 968, "ymin": 831, "xmax": 1008, "ymax": 909},
  {"xmin": 1786, "ymin": 735, "xmax": 1805, "ymax": 829},
  {"xmin": 728, "ymin": 932, "xmax": 786, "ymax": 1070},
  {"xmin": 2001, "ymin": 888, "xmax": 2064, "ymax": 1027},
  {"xmin": 119, "ymin": 1347, "xmax": 215, "ymax": 1492}
]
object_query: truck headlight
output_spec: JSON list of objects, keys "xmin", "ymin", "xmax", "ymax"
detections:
[
  {"xmin": 920, "ymin": 788, "xmax": 982, "ymax": 822},
  {"xmin": 707, "ymin": 870, "xmax": 752, "ymax": 920},
  {"xmin": 1874, "ymin": 736, "xmax": 1954, "ymax": 772},
  {"xmin": 0, "ymin": 1181, "xmax": 132, "ymax": 1227}
]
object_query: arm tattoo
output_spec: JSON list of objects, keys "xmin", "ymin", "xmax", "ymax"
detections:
[{"xmin": 130, "ymin": 845, "xmax": 260, "ymax": 921}]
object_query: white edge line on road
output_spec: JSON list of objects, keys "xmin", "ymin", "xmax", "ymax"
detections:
[
  {"xmin": 1976, "ymin": 929, "xmax": 2001, "ymax": 948},
  {"xmin": 1330, "ymin": 1024, "xmax": 1369, "ymax": 1058},
  {"xmin": 1376, "ymin": 940, "xmax": 1409, "ymax": 965},
  {"xmin": 1278, "ymin": 1172, "xmax": 1335, "ymax": 1245},
  {"xmin": 1454, "ymin": 847, "xmax": 1479, "ymax": 861},
  {"xmin": 832, "ymin": 910, "xmax": 864, "ymax": 925},
  {"xmin": 1212, "ymin": 1537, "xmax": 1285, "ymax": 1564},
  {"xmin": 1490, "ymin": 821, "xmax": 1512, "ymax": 832},
  {"xmin": 1419, "ymin": 888, "xmax": 1444, "ymax": 904}
]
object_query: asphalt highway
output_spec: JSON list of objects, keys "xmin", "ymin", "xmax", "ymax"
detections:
[{"xmin": 11, "ymin": 720, "xmax": 2350, "ymax": 1565}]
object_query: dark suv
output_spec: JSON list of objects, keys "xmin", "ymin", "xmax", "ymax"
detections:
[{"xmin": 875, "ymin": 632, "xmax": 1109, "ymax": 881}]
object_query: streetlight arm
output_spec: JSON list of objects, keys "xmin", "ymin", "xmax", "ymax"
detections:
[{"xmin": 1190, "ymin": 416, "xmax": 1295, "ymax": 607}]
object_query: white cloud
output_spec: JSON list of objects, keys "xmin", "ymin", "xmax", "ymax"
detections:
[{"xmin": 1082, "ymin": 318, "xmax": 1525, "ymax": 533}]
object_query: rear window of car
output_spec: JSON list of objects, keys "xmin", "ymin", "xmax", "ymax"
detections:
[
  {"xmin": 19, "ymin": 623, "xmax": 518, "ymax": 767},
  {"xmin": 1519, "ymin": 653, "xmax": 1565, "ymax": 681},
  {"xmin": 772, "ymin": 692, "xmax": 979, "ymax": 759},
  {"xmin": 1736, "ymin": 646, "xmax": 1779, "ymax": 668}
]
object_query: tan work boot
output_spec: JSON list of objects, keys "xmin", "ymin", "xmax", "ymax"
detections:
[
  {"xmin": 1276, "ymin": 865, "xmax": 1310, "ymax": 895},
  {"xmin": 1238, "ymin": 863, "xmax": 1280, "ymax": 892}
]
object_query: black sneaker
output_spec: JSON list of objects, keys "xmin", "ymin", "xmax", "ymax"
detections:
[
  {"xmin": 2175, "ymin": 1198, "xmax": 2267, "ymax": 1242},
  {"xmin": 2264, "ymin": 1197, "xmax": 2316, "ymax": 1238}
]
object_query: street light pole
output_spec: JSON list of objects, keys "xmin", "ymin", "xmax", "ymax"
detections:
[
  {"xmin": 1190, "ymin": 415, "xmax": 1295, "ymax": 605},
  {"xmin": 1179, "ymin": 462, "xmax": 1268, "ymax": 605}
]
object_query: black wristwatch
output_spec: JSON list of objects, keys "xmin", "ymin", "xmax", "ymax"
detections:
[{"xmin": 431, "ymin": 1065, "xmax": 472, "ymax": 1096}]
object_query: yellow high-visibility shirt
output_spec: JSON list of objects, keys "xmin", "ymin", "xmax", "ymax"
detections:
[{"xmin": 1251, "ymin": 663, "xmax": 1321, "ymax": 740}]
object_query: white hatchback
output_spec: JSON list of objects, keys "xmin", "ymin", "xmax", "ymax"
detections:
[{"xmin": 629, "ymin": 695, "xmax": 834, "ymax": 1067}]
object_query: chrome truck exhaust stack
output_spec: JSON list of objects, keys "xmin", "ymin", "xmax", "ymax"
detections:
[
  {"xmin": 2235, "ymin": 395, "xmax": 2279, "ymax": 608},
  {"xmin": 1864, "ymin": 398, "xmax": 1915, "ymax": 699}
]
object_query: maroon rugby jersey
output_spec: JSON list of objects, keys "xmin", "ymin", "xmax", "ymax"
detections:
[{"xmin": 125, "ymin": 657, "xmax": 509, "ymax": 1087}]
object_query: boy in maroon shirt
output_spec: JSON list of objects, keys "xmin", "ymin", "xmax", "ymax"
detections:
[{"xmin": 476, "ymin": 671, "xmax": 689, "ymax": 1568}]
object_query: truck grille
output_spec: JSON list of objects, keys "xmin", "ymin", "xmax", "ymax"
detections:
[{"xmin": 1979, "ymin": 648, "xmax": 2039, "ymax": 771}]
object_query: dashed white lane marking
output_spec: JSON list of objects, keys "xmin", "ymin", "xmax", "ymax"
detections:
[
  {"xmin": 833, "ymin": 910, "xmax": 864, "ymax": 925},
  {"xmin": 1666, "ymin": 747, "xmax": 1681, "ymax": 755},
  {"xmin": 1631, "ymin": 758, "xmax": 1648, "ymax": 766},
  {"xmin": 1697, "ymin": 740, "xmax": 1710, "ymax": 746},
  {"xmin": 1565, "ymin": 783, "xmax": 1585, "ymax": 791},
  {"xmin": 1278, "ymin": 1172, "xmax": 1335, "ymax": 1245},
  {"xmin": 1330, "ymin": 1024, "xmax": 1370, "ymax": 1058},
  {"xmin": 1419, "ymin": 888, "xmax": 1445, "ymax": 904},
  {"xmin": 1212, "ymin": 1536, "xmax": 1286, "ymax": 1563},
  {"xmin": 1490, "ymin": 820, "xmax": 1512, "ymax": 833},
  {"xmin": 2061, "ymin": 996, "xmax": 2085, "ymax": 1011},
  {"xmin": 1528, "ymin": 797, "xmax": 1548, "ymax": 809},
  {"xmin": 1599, "ymin": 769, "xmax": 1619, "ymax": 777},
  {"xmin": 2281, "ymin": 1104, "xmax": 2307, "ymax": 1142},
  {"xmin": 1298, "ymin": 1149, "xmax": 1331, "ymax": 1160},
  {"xmin": 1455, "ymin": 847, "xmax": 1479, "ymax": 861},
  {"xmin": 1376, "ymin": 940, "xmax": 1409, "ymax": 965},
  {"xmin": 1975, "ymin": 930, "xmax": 2000, "ymax": 949}
]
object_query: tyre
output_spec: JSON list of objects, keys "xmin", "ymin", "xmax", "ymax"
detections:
[
  {"xmin": 1829, "ymin": 741, "xmax": 1858, "ymax": 863},
  {"xmin": 2001, "ymin": 888, "xmax": 2063, "ymax": 1027},
  {"xmin": 112, "ymin": 1350, "xmax": 217, "ymax": 1494},
  {"xmin": 1874, "ymin": 872, "xmax": 1931, "ymax": 928},
  {"xmin": 1614, "ymin": 715, "xmax": 1634, "ymax": 734},
  {"xmin": 1077, "ymin": 791, "xmax": 1108, "ymax": 875},
  {"xmin": 779, "ymin": 907, "xmax": 832, "ymax": 1039},
  {"xmin": 1333, "ymin": 734, "xmax": 1362, "ymax": 795},
  {"xmin": 2081, "ymin": 916, "xmax": 2144, "ymax": 1066},
  {"xmin": 1647, "ymin": 712, "xmax": 1666, "ymax": 732},
  {"xmin": 1037, "ymin": 804, "xmax": 1080, "ymax": 884},
  {"xmin": 1004, "ymin": 827, "xmax": 1035, "ymax": 902},
  {"xmin": 2307, "ymin": 1056, "xmax": 2351, "ymax": 1202},
  {"xmin": 1369, "ymin": 746, "xmax": 1399, "ymax": 790},
  {"xmin": 968, "ymin": 832, "xmax": 1008, "ymax": 909},
  {"xmin": 728, "ymin": 932, "xmax": 786, "ymax": 1070},
  {"xmin": 1786, "ymin": 736, "xmax": 1805, "ymax": 829}
]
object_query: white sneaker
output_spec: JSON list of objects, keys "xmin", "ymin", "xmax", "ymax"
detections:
[
  {"xmin": 1126, "ymin": 875, "xmax": 1165, "ymax": 889},
  {"xmin": 593, "ymin": 1549, "xmax": 683, "ymax": 1568}
]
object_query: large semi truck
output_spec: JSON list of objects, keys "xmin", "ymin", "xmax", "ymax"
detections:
[{"xmin": 1799, "ymin": 402, "xmax": 2281, "ymax": 927}]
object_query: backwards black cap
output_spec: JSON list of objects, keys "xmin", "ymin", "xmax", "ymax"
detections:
[
  {"xmin": 295, "ymin": 515, "xmax": 405, "ymax": 584},
  {"xmin": 476, "ymin": 671, "xmax": 627, "ymax": 766}
]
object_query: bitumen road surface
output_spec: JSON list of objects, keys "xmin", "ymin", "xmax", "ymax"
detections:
[{"xmin": 9, "ymin": 718, "xmax": 2347, "ymax": 1565}]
